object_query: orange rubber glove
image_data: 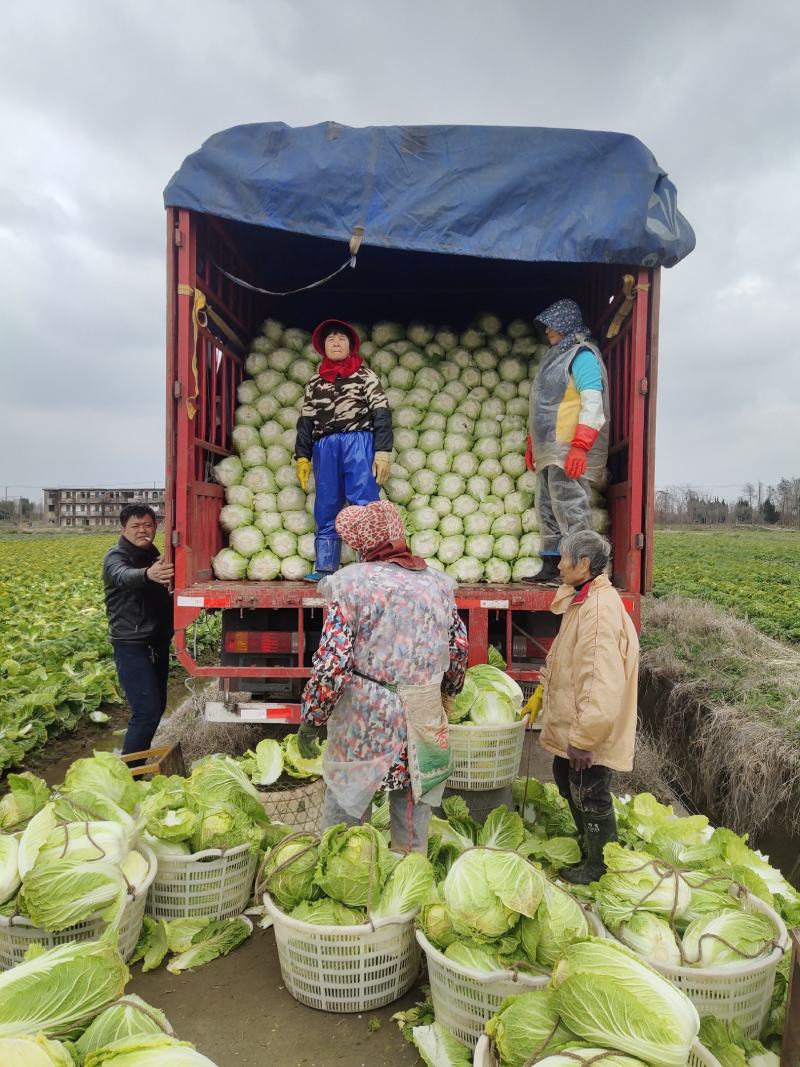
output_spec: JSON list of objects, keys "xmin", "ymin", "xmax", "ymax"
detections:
[
  {"xmin": 564, "ymin": 425, "xmax": 599, "ymax": 480},
  {"xmin": 525, "ymin": 435, "xmax": 535, "ymax": 472}
]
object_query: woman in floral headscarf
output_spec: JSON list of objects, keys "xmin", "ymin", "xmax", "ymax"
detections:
[
  {"xmin": 297, "ymin": 501, "xmax": 468, "ymax": 853},
  {"xmin": 525, "ymin": 299, "xmax": 610, "ymax": 583}
]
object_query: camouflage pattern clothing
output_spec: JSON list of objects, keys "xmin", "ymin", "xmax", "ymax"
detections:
[{"xmin": 294, "ymin": 367, "xmax": 393, "ymax": 460}]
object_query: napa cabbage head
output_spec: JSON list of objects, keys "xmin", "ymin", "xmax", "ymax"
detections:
[
  {"xmin": 75, "ymin": 994, "xmax": 173, "ymax": 1058},
  {"xmin": 62, "ymin": 752, "xmax": 139, "ymax": 814},
  {"xmin": 261, "ymin": 833, "xmax": 321, "ymax": 910},
  {"xmin": 614, "ymin": 911, "xmax": 683, "ymax": 967},
  {"xmin": 0, "ymin": 772, "xmax": 49, "ymax": 830},
  {"xmin": 0, "ymin": 938, "xmax": 128, "ymax": 1038},
  {"xmin": 681, "ymin": 909, "xmax": 776, "ymax": 967},
  {"xmin": 443, "ymin": 848, "xmax": 544, "ymax": 941},
  {"xmin": 188, "ymin": 756, "xmax": 267, "ymax": 825},
  {"xmin": 485, "ymin": 990, "xmax": 574, "ymax": 1067},
  {"xmin": 289, "ymin": 899, "xmax": 366, "ymax": 926},
  {"xmin": 371, "ymin": 853, "xmax": 435, "ymax": 919},
  {"xmin": 534, "ymin": 882, "xmax": 591, "ymax": 968},
  {"xmin": 314, "ymin": 824, "xmax": 393, "ymax": 908},
  {"xmin": 550, "ymin": 938, "xmax": 699, "ymax": 1067},
  {"xmin": 0, "ymin": 1035, "xmax": 75, "ymax": 1066}
]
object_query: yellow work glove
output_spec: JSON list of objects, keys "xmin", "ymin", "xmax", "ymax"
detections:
[
  {"xmin": 296, "ymin": 457, "xmax": 311, "ymax": 492},
  {"xmin": 372, "ymin": 451, "xmax": 391, "ymax": 486},
  {"xmin": 522, "ymin": 684, "xmax": 544, "ymax": 724}
]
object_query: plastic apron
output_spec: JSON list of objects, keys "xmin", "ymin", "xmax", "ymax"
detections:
[
  {"xmin": 322, "ymin": 673, "xmax": 451, "ymax": 817},
  {"xmin": 530, "ymin": 341, "xmax": 610, "ymax": 483}
]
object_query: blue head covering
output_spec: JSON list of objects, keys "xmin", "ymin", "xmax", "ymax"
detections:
[{"xmin": 535, "ymin": 299, "xmax": 592, "ymax": 349}]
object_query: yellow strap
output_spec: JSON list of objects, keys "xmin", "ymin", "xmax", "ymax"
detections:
[
  {"xmin": 605, "ymin": 275, "xmax": 650, "ymax": 340},
  {"xmin": 177, "ymin": 284, "xmax": 207, "ymax": 419}
]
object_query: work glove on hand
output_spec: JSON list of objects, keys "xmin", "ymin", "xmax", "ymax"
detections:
[
  {"xmin": 522, "ymin": 683, "xmax": 544, "ymax": 724},
  {"xmin": 372, "ymin": 451, "xmax": 391, "ymax": 486},
  {"xmin": 296, "ymin": 723, "xmax": 321, "ymax": 760},
  {"xmin": 524, "ymin": 435, "xmax": 536, "ymax": 472},
  {"xmin": 296, "ymin": 457, "xmax": 312, "ymax": 492},
  {"xmin": 564, "ymin": 424, "xmax": 599, "ymax": 480},
  {"xmin": 442, "ymin": 693, "xmax": 457, "ymax": 722}
]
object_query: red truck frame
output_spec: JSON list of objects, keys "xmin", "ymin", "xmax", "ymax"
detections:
[{"xmin": 165, "ymin": 209, "xmax": 660, "ymax": 713}]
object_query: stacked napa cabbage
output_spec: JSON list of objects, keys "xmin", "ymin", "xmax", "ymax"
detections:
[
  {"xmin": 446, "ymin": 664, "xmax": 525, "ymax": 725},
  {"xmin": 212, "ymin": 314, "xmax": 609, "ymax": 582},
  {"xmin": 259, "ymin": 821, "xmax": 435, "ymax": 925},
  {"xmin": 0, "ymin": 756, "xmax": 152, "ymax": 933}
]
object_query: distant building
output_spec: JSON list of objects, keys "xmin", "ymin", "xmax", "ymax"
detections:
[{"xmin": 43, "ymin": 488, "xmax": 165, "ymax": 528}]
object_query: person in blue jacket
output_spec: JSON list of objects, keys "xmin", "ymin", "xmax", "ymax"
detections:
[
  {"xmin": 525, "ymin": 299, "xmax": 610, "ymax": 583},
  {"xmin": 294, "ymin": 320, "xmax": 393, "ymax": 581}
]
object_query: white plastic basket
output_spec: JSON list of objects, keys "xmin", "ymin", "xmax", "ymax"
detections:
[
  {"xmin": 146, "ymin": 844, "xmax": 258, "ymax": 921},
  {"xmin": 448, "ymin": 715, "xmax": 529, "ymax": 791},
  {"xmin": 263, "ymin": 892, "xmax": 420, "ymax": 1013},
  {"xmin": 473, "ymin": 1035, "xmax": 722, "ymax": 1067},
  {"xmin": 0, "ymin": 845, "xmax": 157, "ymax": 970},
  {"xmin": 258, "ymin": 777, "xmax": 325, "ymax": 835},
  {"xmin": 637, "ymin": 890, "xmax": 789, "ymax": 1039},
  {"xmin": 418, "ymin": 908, "xmax": 605, "ymax": 1047}
]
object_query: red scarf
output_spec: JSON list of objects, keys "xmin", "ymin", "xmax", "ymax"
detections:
[
  {"xmin": 319, "ymin": 353, "xmax": 363, "ymax": 382},
  {"xmin": 362, "ymin": 538, "xmax": 427, "ymax": 571}
]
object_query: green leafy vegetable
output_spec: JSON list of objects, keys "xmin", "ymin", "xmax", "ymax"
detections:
[
  {"xmin": 485, "ymin": 990, "xmax": 573, "ymax": 1067},
  {"xmin": 0, "ymin": 938, "xmax": 128, "ymax": 1038},
  {"xmin": 166, "ymin": 917, "xmax": 251, "ymax": 974},
  {"xmin": 550, "ymin": 938, "xmax": 699, "ymax": 1067},
  {"xmin": 75, "ymin": 994, "xmax": 173, "ymax": 1057},
  {"xmin": 411, "ymin": 1022, "xmax": 472, "ymax": 1067},
  {"xmin": 0, "ymin": 772, "xmax": 49, "ymax": 829},
  {"xmin": 314, "ymin": 824, "xmax": 393, "ymax": 908}
]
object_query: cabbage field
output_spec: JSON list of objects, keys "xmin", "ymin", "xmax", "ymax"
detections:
[
  {"xmin": 653, "ymin": 528, "xmax": 800, "ymax": 643},
  {"xmin": 0, "ymin": 534, "xmax": 123, "ymax": 774},
  {"xmin": 211, "ymin": 314, "xmax": 610, "ymax": 582}
]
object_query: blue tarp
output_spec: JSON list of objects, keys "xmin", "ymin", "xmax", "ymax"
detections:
[{"xmin": 164, "ymin": 122, "xmax": 695, "ymax": 268}]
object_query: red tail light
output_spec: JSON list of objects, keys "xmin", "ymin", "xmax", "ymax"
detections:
[{"xmin": 224, "ymin": 631, "xmax": 298, "ymax": 654}]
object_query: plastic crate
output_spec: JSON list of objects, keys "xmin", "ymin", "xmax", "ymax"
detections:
[
  {"xmin": 640, "ymin": 890, "xmax": 789, "ymax": 1039},
  {"xmin": 263, "ymin": 892, "xmax": 420, "ymax": 1013},
  {"xmin": 473, "ymin": 1035, "xmax": 722, "ymax": 1067},
  {"xmin": 0, "ymin": 845, "xmax": 157, "ymax": 970},
  {"xmin": 418, "ymin": 907, "xmax": 605, "ymax": 1047},
  {"xmin": 146, "ymin": 844, "xmax": 258, "ymax": 921},
  {"xmin": 258, "ymin": 777, "xmax": 325, "ymax": 835},
  {"xmin": 448, "ymin": 716, "xmax": 529, "ymax": 791}
]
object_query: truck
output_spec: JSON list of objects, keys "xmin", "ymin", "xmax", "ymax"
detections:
[{"xmin": 162, "ymin": 121, "xmax": 694, "ymax": 723}]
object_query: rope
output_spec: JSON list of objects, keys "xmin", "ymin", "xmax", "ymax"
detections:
[
  {"xmin": 253, "ymin": 831, "xmax": 320, "ymax": 902},
  {"xmin": 216, "ymin": 245, "xmax": 360, "ymax": 300},
  {"xmin": 520, "ymin": 1018, "xmax": 568, "ymax": 1067},
  {"xmin": 609, "ymin": 858, "xmax": 778, "ymax": 966},
  {"xmin": 114, "ymin": 995, "xmax": 175, "ymax": 1036}
]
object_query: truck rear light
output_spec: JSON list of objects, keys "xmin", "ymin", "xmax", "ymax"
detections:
[{"xmin": 224, "ymin": 631, "xmax": 299, "ymax": 654}]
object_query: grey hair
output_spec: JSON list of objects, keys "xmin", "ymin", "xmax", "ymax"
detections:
[{"xmin": 560, "ymin": 530, "xmax": 611, "ymax": 578}]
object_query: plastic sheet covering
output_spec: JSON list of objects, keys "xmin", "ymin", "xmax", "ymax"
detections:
[{"xmin": 165, "ymin": 121, "xmax": 695, "ymax": 268}]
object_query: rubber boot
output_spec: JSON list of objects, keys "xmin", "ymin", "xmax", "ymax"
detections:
[
  {"xmin": 565, "ymin": 797, "xmax": 585, "ymax": 858},
  {"xmin": 559, "ymin": 808, "xmax": 617, "ymax": 885},
  {"xmin": 523, "ymin": 555, "xmax": 561, "ymax": 584}
]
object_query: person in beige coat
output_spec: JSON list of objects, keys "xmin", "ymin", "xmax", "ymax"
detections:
[{"xmin": 537, "ymin": 530, "xmax": 639, "ymax": 883}]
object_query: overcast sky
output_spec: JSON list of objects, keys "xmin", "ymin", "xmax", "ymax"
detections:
[{"xmin": 2, "ymin": 0, "xmax": 798, "ymax": 501}]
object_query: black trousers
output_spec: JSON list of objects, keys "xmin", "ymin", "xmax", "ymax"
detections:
[
  {"xmin": 113, "ymin": 640, "xmax": 171, "ymax": 757},
  {"xmin": 552, "ymin": 755, "xmax": 614, "ymax": 818}
]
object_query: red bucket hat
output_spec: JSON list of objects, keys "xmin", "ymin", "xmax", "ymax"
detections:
[{"xmin": 311, "ymin": 319, "xmax": 361, "ymax": 357}]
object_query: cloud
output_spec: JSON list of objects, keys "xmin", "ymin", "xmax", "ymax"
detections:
[{"xmin": 1, "ymin": 0, "xmax": 798, "ymax": 500}]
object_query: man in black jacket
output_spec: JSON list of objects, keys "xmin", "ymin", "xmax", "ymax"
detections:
[{"xmin": 103, "ymin": 504, "xmax": 174, "ymax": 758}]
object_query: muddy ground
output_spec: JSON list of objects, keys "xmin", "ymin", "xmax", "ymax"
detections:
[{"xmin": 9, "ymin": 685, "xmax": 553, "ymax": 1067}]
